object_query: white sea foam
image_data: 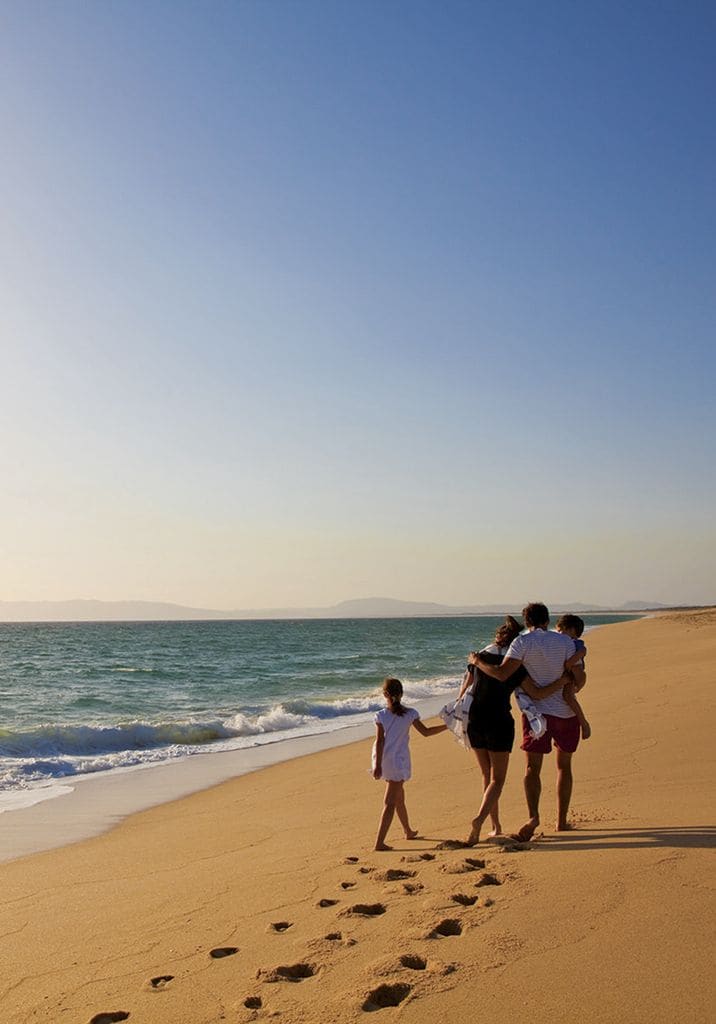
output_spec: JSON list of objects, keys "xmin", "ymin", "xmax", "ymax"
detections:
[
  {"xmin": 0, "ymin": 783, "xmax": 74, "ymax": 814},
  {"xmin": 0, "ymin": 673, "xmax": 462, "ymax": 798}
]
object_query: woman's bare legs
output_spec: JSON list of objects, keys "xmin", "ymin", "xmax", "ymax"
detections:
[
  {"xmin": 473, "ymin": 748, "xmax": 501, "ymax": 835},
  {"xmin": 466, "ymin": 750, "xmax": 510, "ymax": 846}
]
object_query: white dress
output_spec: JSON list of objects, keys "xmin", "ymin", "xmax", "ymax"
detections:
[{"xmin": 373, "ymin": 706, "xmax": 420, "ymax": 781}]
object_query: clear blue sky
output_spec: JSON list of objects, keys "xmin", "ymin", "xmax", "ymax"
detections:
[{"xmin": 1, "ymin": 1, "xmax": 713, "ymax": 608}]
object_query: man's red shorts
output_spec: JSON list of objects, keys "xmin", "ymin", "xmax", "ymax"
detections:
[{"xmin": 521, "ymin": 713, "xmax": 580, "ymax": 754}]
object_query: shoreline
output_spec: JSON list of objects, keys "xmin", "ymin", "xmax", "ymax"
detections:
[
  {"xmin": 0, "ymin": 616, "xmax": 630, "ymax": 864},
  {"xmin": 0, "ymin": 695, "xmax": 446, "ymax": 864}
]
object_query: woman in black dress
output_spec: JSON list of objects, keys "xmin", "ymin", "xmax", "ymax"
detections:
[
  {"xmin": 461, "ymin": 615, "xmax": 569, "ymax": 844},
  {"xmin": 459, "ymin": 616, "xmax": 525, "ymax": 845}
]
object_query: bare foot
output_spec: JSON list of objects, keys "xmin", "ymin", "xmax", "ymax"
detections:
[
  {"xmin": 465, "ymin": 819, "xmax": 481, "ymax": 847},
  {"xmin": 555, "ymin": 821, "xmax": 576, "ymax": 832},
  {"xmin": 581, "ymin": 722, "xmax": 592, "ymax": 740},
  {"xmin": 374, "ymin": 843, "xmax": 393, "ymax": 851},
  {"xmin": 404, "ymin": 829, "xmax": 419, "ymax": 840},
  {"xmin": 487, "ymin": 826, "xmax": 502, "ymax": 838},
  {"xmin": 510, "ymin": 817, "xmax": 539, "ymax": 843}
]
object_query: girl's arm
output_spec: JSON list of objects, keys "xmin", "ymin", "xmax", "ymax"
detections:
[
  {"xmin": 413, "ymin": 719, "xmax": 447, "ymax": 737},
  {"xmin": 373, "ymin": 723, "xmax": 385, "ymax": 779}
]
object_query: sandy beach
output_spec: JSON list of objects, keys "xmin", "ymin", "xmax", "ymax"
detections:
[{"xmin": 0, "ymin": 610, "xmax": 714, "ymax": 1024}]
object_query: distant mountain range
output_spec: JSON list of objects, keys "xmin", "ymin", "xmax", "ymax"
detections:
[{"xmin": 0, "ymin": 596, "xmax": 672, "ymax": 622}]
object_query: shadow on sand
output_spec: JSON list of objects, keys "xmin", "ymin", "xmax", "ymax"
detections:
[{"xmin": 535, "ymin": 825, "xmax": 716, "ymax": 852}]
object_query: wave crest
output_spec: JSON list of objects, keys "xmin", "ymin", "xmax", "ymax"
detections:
[{"xmin": 0, "ymin": 673, "xmax": 461, "ymax": 792}]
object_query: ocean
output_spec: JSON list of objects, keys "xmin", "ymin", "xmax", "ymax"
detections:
[{"xmin": 0, "ymin": 614, "xmax": 635, "ymax": 812}]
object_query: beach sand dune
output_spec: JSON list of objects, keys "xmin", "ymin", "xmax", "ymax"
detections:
[{"xmin": 0, "ymin": 611, "xmax": 714, "ymax": 1023}]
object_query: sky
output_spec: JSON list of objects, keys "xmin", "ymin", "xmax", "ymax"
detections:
[{"xmin": 0, "ymin": 0, "xmax": 714, "ymax": 610}]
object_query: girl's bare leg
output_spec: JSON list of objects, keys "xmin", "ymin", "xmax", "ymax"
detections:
[
  {"xmin": 473, "ymin": 748, "xmax": 501, "ymax": 836},
  {"xmin": 375, "ymin": 781, "xmax": 401, "ymax": 850},
  {"xmin": 467, "ymin": 751, "xmax": 510, "ymax": 846},
  {"xmin": 394, "ymin": 783, "xmax": 418, "ymax": 838}
]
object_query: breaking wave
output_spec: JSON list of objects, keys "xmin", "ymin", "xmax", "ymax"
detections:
[{"xmin": 0, "ymin": 674, "xmax": 459, "ymax": 795}]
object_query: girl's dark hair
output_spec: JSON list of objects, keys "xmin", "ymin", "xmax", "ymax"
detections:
[
  {"xmin": 495, "ymin": 615, "xmax": 522, "ymax": 649},
  {"xmin": 383, "ymin": 677, "xmax": 407, "ymax": 716}
]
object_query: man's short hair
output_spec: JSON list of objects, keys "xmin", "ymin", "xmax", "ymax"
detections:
[
  {"xmin": 523, "ymin": 602, "xmax": 550, "ymax": 628},
  {"xmin": 556, "ymin": 613, "xmax": 585, "ymax": 637}
]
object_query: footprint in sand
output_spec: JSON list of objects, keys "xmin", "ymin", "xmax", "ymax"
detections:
[
  {"xmin": 428, "ymin": 918, "xmax": 463, "ymax": 938},
  {"xmin": 149, "ymin": 975, "xmax": 174, "ymax": 989},
  {"xmin": 441, "ymin": 857, "xmax": 485, "ymax": 875},
  {"xmin": 89, "ymin": 1015, "xmax": 130, "ymax": 1024},
  {"xmin": 402, "ymin": 852, "xmax": 435, "ymax": 863},
  {"xmin": 475, "ymin": 872, "xmax": 502, "ymax": 887},
  {"xmin": 270, "ymin": 921, "xmax": 292, "ymax": 932},
  {"xmin": 343, "ymin": 903, "xmax": 387, "ymax": 917},
  {"xmin": 325, "ymin": 931, "xmax": 343, "ymax": 941},
  {"xmin": 375, "ymin": 868, "xmax": 415, "ymax": 882},
  {"xmin": 450, "ymin": 893, "xmax": 477, "ymax": 907},
  {"xmin": 209, "ymin": 946, "xmax": 239, "ymax": 959},
  {"xmin": 398, "ymin": 954, "xmax": 427, "ymax": 970},
  {"xmin": 340, "ymin": 881, "xmax": 357, "ymax": 889},
  {"xmin": 358, "ymin": 866, "xmax": 374, "ymax": 874},
  {"xmin": 402, "ymin": 882, "xmax": 424, "ymax": 895},
  {"xmin": 435, "ymin": 840, "xmax": 468, "ymax": 851},
  {"xmin": 362, "ymin": 983, "xmax": 412, "ymax": 1011},
  {"xmin": 318, "ymin": 898, "xmax": 339, "ymax": 908},
  {"xmin": 488, "ymin": 836, "xmax": 530, "ymax": 852},
  {"xmin": 244, "ymin": 996, "xmax": 262, "ymax": 1009},
  {"xmin": 258, "ymin": 963, "xmax": 317, "ymax": 983},
  {"xmin": 344, "ymin": 856, "xmax": 360, "ymax": 864}
]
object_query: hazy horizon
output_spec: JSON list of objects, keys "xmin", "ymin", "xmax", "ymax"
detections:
[
  {"xmin": 0, "ymin": 593, "xmax": 686, "ymax": 619},
  {"xmin": 2, "ymin": 2, "xmax": 714, "ymax": 610}
]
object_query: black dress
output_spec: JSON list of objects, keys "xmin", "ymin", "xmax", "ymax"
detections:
[{"xmin": 466, "ymin": 647, "xmax": 526, "ymax": 753}]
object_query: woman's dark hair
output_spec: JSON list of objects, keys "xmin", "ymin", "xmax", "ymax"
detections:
[
  {"xmin": 495, "ymin": 615, "xmax": 522, "ymax": 649},
  {"xmin": 383, "ymin": 677, "xmax": 407, "ymax": 716}
]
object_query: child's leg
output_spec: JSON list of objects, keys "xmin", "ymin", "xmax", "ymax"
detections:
[
  {"xmin": 563, "ymin": 681, "xmax": 591, "ymax": 739},
  {"xmin": 472, "ymin": 747, "xmax": 501, "ymax": 835},
  {"xmin": 393, "ymin": 782, "xmax": 418, "ymax": 839},
  {"xmin": 467, "ymin": 751, "xmax": 509, "ymax": 845},
  {"xmin": 375, "ymin": 781, "xmax": 401, "ymax": 851}
]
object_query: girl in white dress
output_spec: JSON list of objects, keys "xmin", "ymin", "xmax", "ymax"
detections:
[{"xmin": 372, "ymin": 677, "xmax": 447, "ymax": 851}]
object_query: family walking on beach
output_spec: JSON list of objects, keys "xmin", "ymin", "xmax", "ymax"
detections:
[{"xmin": 371, "ymin": 603, "xmax": 589, "ymax": 851}]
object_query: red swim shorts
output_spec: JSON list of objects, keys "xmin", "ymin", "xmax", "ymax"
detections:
[{"xmin": 521, "ymin": 713, "xmax": 580, "ymax": 754}]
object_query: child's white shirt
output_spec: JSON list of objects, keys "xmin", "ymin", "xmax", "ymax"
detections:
[{"xmin": 373, "ymin": 706, "xmax": 420, "ymax": 781}]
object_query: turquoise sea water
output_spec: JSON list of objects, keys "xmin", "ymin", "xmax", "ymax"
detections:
[{"xmin": 0, "ymin": 615, "xmax": 636, "ymax": 804}]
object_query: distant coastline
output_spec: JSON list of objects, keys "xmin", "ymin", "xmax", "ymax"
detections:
[{"xmin": 0, "ymin": 596, "xmax": 697, "ymax": 623}]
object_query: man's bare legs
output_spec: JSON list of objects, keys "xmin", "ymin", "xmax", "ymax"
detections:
[
  {"xmin": 555, "ymin": 749, "xmax": 573, "ymax": 830},
  {"xmin": 375, "ymin": 781, "xmax": 417, "ymax": 851},
  {"xmin": 466, "ymin": 750, "xmax": 510, "ymax": 845},
  {"xmin": 513, "ymin": 751, "xmax": 543, "ymax": 841}
]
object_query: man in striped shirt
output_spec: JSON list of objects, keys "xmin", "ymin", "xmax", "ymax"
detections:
[{"xmin": 475, "ymin": 602, "xmax": 585, "ymax": 840}]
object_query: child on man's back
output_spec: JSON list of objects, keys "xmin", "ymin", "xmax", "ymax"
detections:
[{"xmin": 556, "ymin": 614, "xmax": 591, "ymax": 740}]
